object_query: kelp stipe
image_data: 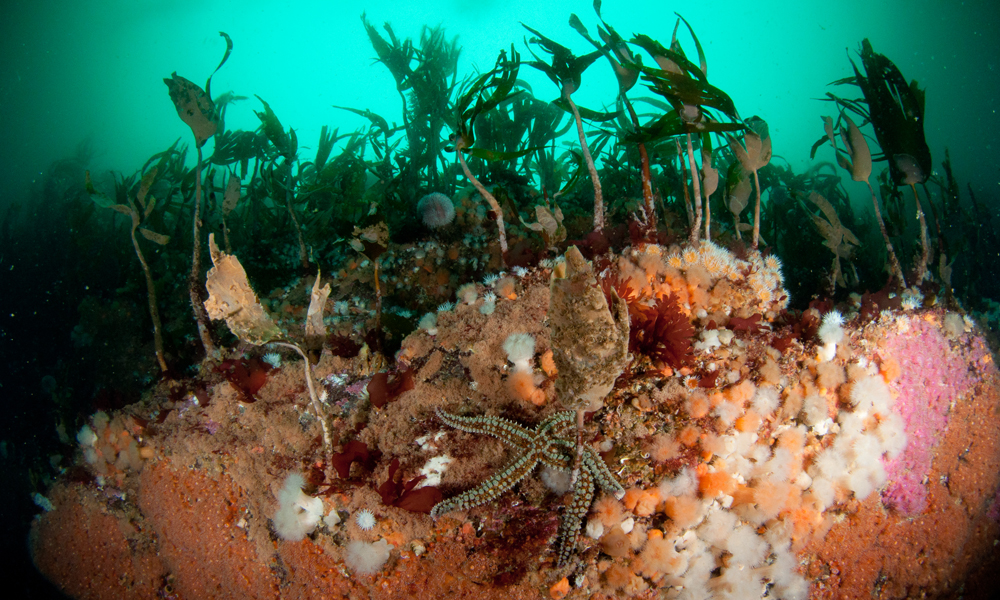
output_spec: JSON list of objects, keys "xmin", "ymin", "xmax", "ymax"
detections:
[{"xmin": 163, "ymin": 31, "xmax": 233, "ymax": 358}]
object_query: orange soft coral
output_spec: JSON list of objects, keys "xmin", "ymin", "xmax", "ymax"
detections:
[
  {"xmin": 539, "ymin": 350, "xmax": 558, "ymax": 377},
  {"xmin": 685, "ymin": 392, "xmax": 710, "ymax": 419},
  {"xmin": 647, "ymin": 434, "xmax": 681, "ymax": 462},
  {"xmin": 603, "ymin": 563, "xmax": 632, "ymax": 590},
  {"xmin": 661, "ymin": 495, "xmax": 702, "ymax": 529},
  {"xmin": 495, "ymin": 276, "xmax": 517, "ymax": 300},
  {"xmin": 879, "ymin": 355, "xmax": 901, "ymax": 383},
  {"xmin": 637, "ymin": 537, "xmax": 686, "ymax": 579},
  {"xmin": 735, "ymin": 410, "xmax": 762, "ymax": 432},
  {"xmin": 622, "ymin": 488, "xmax": 644, "ymax": 512},
  {"xmin": 753, "ymin": 480, "xmax": 800, "ymax": 521},
  {"xmin": 725, "ymin": 379, "xmax": 757, "ymax": 408},
  {"xmin": 698, "ymin": 469, "xmax": 736, "ymax": 499},
  {"xmin": 506, "ymin": 371, "xmax": 545, "ymax": 406},
  {"xmin": 633, "ymin": 489, "xmax": 661, "ymax": 517},
  {"xmin": 600, "ymin": 527, "xmax": 631, "ymax": 558},
  {"xmin": 592, "ymin": 494, "xmax": 625, "ymax": 528},
  {"xmin": 678, "ymin": 425, "xmax": 700, "ymax": 447}
]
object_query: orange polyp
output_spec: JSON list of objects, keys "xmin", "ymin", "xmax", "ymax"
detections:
[
  {"xmin": 634, "ymin": 489, "xmax": 661, "ymax": 516},
  {"xmin": 735, "ymin": 410, "xmax": 762, "ymax": 432},
  {"xmin": 592, "ymin": 494, "xmax": 624, "ymax": 527},
  {"xmin": 731, "ymin": 484, "xmax": 755, "ymax": 506},
  {"xmin": 622, "ymin": 488, "xmax": 643, "ymax": 511},
  {"xmin": 540, "ymin": 350, "xmax": 558, "ymax": 377},
  {"xmin": 662, "ymin": 495, "xmax": 700, "ymax": 529},
  {"xmin": 879, "ymin": 356, "xmax": 901, "ymax": 382},
  {"xmin": 496, "ymin": 277, "xmax": 516, "ymax": 299},
  {"xmin": 686, "ymin": 393, "xmax": 711, "ymax": 419},
  {"xmin": 507, "ymin": 371, "xmax": 545, "ymax": 406},
  {"xmin": 777, "ymin": 428, "xmax": 805, "ymax": 453},
  {"xmin": 549, "ymin": 577, "xmax": 570, "ymax": 600},
  {"xmin": 698, "ymin": 470, "xmax": 735, "ymax": 498},
  {"xmin": 678, "ymin": 425, "xmax": 700, "ymax": 447}
]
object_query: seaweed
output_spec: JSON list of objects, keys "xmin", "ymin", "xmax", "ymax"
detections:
[
  {"xmin": 827, "ymin": 39, "xmax": 933, "ymax": 285},
  {"xmin": 377, "ymin": 458, "xmax": 442, "ymax": 514},
  {"xmin": 163, "ymin": 31, "xmax": 233, "ymax": 358},
  {"xmin": 84, "ymin": 167, "xmax": 171, "ymax": 373},
  {"xmin": 330, "ymin": 440, "xmax": 379, "ymax": 480},
  {"xmin": 813, "ymin": 113, "xmax": 906, "ymax": 289},
  {"xmin": 630, "ymin": 292, "xmax": 695, "ymax": 370},
  {"xmin": 523, "ymin": 23, "xmax": 607, "ymax": 231},
  {"xmin": 630, "ymin": 17, "xmax": 744, "ymax": 245},
  {"xmin": 571, "ymin": 2, "xmax": 657, "ymax": 231},
  {"xmin": 830, "ymin": 39, "xmax": 931, "ymax": 188},
  {"xmin": 366, "ymin": 369, "xmax": 415, "ymax": 409},
  {"xmin": 799, "ymin": 192, "xmax": 860, "ymax": 295},
  {"xmin": 448, "ymin": 46, "xmax": 526, "ymax": 263},
  {"xmin": 726, "ymin": 117, "xmax": 772, "ymax": 249}
]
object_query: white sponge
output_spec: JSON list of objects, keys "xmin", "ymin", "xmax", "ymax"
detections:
[
  {"xmin": 273, "ymin": 473, "xmax": 324, "ymax": 541},
  {"xmin": 345, "ymin": 539, "xmax": 393, "ymax": 575}
]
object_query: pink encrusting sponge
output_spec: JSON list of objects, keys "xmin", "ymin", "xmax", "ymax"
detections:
[{"xmin": 879, "ymin": 315, "xmax": 991, "ymax": 515}]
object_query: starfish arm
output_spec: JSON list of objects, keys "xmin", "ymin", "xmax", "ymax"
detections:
[
  {"xmin": 537, "ymin": 411, "xmax": 577, "ymax": 437},
  {"xmin": 430, "ymin": 449, "xmax": 540, "ymax": 518},
  {"xmin": 539, "ymin": 438, "xmax": 576, "ymax": 470},
  {"xmin": 435, "ymin": 408, "xmax": 534, "ymax": 448},
  {"xmin": 556, "ymin": 467, "xmax": 595, "ymax": 567},
  {"xmin": 431, "ymin": 408, "xmax": 625, "ymax": 566},
  {"xmin": 582, "ymin": 445, "xmax": 626, "ymax": 499}
]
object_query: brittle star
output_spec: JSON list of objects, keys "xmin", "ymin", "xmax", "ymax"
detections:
[{"xmin": 429, "ymin": 408, "xmax": 625, "ymax": 566}]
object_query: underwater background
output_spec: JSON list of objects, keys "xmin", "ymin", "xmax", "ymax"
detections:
[
  {"xmin": 1, "ymin": 0, "xmax": 999, "ymax": 596},
  {"xmin": 2, "ymin": 0, "xmax": 999, "ymax": 206}
]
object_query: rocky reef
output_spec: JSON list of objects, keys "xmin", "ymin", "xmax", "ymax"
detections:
[{"xmin": 30, "ymin": 240, "xmax": 1000, "ymax": 599}]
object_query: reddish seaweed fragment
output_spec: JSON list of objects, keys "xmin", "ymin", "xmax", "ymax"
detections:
[
  {"xmin": 699, "ymin": 371, "xmax": 721, "ymax": 388},
  {"xmin": 327, "ymin": 334, "xmax": 362, "ymax": 358},
  {"xmin": 217, "ymin": 358, "xmax": 271, "ymax": 403},
  {"xmin": 771, "ymin": 333, "xmax": 797, "ymax": 354},
  {"xmin": 330, "ymin": 440, "xmax": 377, "ymax": 479},
  {"xmin": 367, "ymin": 369, "xmax": 415, "ymax": 409},
  {"xmin": 377, "ymin": 458, "xmax": 443, "ymax": 513},
  {"xmin": 859, "ymin": 285, "xmax": 902, "ymax": 321},
  {"xmin": 729, "ymin": 313, "xmax": 764, "ymax": 333}
]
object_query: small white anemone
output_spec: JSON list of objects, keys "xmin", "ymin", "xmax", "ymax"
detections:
[
  {"xmin": 418, "ymin": 313, "xmax": 438, "ymax": 336},
  {"xmin": 262, "ymin": 352, "xmax": 282, "ymax": 369},
  {"xmin": 503, "ymin": 333, "xmax": 536, "ymax": 372},
  {"xmin": 817, "ymin": 310, "xmax": 845, "ymax": 362},
  {"xmin": 354, "ymin": 508, "xmax": 377, "ymax": 531}
]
